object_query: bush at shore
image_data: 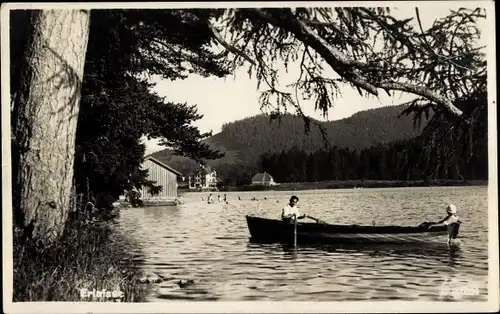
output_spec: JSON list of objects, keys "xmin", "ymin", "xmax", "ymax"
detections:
[{"xmin": 13, "ymin": 208, "xmax": 150, "ymax": 302}]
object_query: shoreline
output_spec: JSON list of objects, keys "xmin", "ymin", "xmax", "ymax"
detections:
[
  {"xmin": 13, "ymin": 213, "xmax": 153, "ymax": 302},
  {"xmin": 198, "ymin": 180, "xmax": 488, "ymax": 192}
]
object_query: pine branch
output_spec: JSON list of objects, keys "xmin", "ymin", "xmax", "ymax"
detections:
[
  {"xmin": 248, "ymin": 8, "xmax": 465, "ymax": 119},
  {"xmin": 207, "ymin": 21, "xmax": 256, "ymax": 65}
]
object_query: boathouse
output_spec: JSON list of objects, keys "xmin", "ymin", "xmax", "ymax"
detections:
[{"xmin": 141, "ymin": 156, "xmax": 182, "ymax": 202}]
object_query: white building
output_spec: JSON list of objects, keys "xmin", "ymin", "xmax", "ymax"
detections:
[{"xmin": 188, "ymin": 165, "xmax": 218, "ymax": 191}]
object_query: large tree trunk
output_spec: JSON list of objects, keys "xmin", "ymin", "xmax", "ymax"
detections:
[{"xmin": 11, "ymin": 9, "xmax": 91, "ymax": 245}]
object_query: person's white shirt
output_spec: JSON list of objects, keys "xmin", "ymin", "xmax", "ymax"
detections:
[
  {"xmin": 282, "ymin": 204, "xmax": 300, "ymax": 219},
  {"xmin": 443, "ymin": 214, "xmax": 459, "ymax": 225}
]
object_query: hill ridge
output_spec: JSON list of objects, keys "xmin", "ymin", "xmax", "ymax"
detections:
[{"xmin": 150, "ymin": 104, "xmax": 429, "ymax": 176}]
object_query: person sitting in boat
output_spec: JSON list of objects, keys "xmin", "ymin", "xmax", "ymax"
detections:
[{"xmin": 281, "ymin": 195, "xmax": 306, "ymax": 223}]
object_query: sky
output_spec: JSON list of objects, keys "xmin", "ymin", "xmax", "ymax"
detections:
[{"xmin": 143, "ymin": 4, "xmax": 488, "ymax": 155}]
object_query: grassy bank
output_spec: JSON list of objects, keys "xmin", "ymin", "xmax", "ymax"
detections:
[
  {"xmin": 13, "ymin": 209, "xmax": 151, "ymax": 302},
  {"xmin": 218, "ymin": 179, "xmax": 488, "ymax": 192}
]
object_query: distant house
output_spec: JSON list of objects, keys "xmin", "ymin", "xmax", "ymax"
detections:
[
  {"xmin": 188, "ymin": 165, "xmax": 218, "ymax": 191},
  {"xmin": 251, "ymin": 172, "xmax": 278, "ymax": 186},
  {"xmin": 140, "ymin": 156, "xmax": 182, "ymax": 201}
]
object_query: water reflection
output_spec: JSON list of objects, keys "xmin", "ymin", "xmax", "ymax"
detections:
[
  {"xmin": 246, "ymin": 241, "xmax": 463, "ymax": 264},
  {"xmin": 142, "ymin": 206, "xmax": 181, "ymax": 221}
]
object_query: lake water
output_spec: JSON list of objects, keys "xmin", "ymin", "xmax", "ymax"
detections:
[{"xmin": 117, "ymin": 186, "xmax": 490, "ymax": 302}]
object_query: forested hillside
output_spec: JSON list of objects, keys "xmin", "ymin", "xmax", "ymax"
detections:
[
  {"xmin": 151, "ymin": 104, "xmax": 429, "ymax": 175},
  {"xmin": 257, "ymin": 137, "xmax": 487, "ymax": 184},
  {"xmin": 214, "ymin": 104, "xmax": 428, "ymax": 163}
]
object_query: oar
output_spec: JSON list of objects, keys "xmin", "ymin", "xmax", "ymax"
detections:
[
  {"xmin": 293, "ymin": 213, "xmax": 298, "ymax": 250},
  {"xmin": 305, "ymin": 215, "xmax": 327, "ymax": 224}
]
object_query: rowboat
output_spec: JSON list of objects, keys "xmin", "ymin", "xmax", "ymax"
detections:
[{"xmin": 245, "ymin": 215, "xmax": 460, "ymax": 245}]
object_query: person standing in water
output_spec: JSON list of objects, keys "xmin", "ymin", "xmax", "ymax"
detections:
[
  {"xmin": 207, "ymin": 194, "xmax": 214, "ymax": 204},
  {"xmin": 430, "ymin": 204, "xmax": 460, "ymax": 245}
]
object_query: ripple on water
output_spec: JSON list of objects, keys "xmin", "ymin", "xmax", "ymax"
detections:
[{"xmin": 117, "ymin": 187, "xmax": 489, "ymax": 302}]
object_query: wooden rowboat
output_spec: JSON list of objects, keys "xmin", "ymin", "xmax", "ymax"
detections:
[{"xmin": 245, "ymin": 215, "xmax": 460, "ymax": 245}]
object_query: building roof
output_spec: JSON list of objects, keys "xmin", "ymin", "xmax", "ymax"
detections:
[
  {"xmin": 190, "ymin": 165, "xmax": 214, "ymax": 176},
  {"xmin": 144, "ymin": 156, "xmax": 182, "ymax": 176},
  {"xmin": 252, "ymin": 172, "xmax": 274, "ymax": 182}
]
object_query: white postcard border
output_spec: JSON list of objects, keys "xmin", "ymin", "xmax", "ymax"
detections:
[{"xmin": 2, "ymin": 1, "xmax": 498, "ymax": 313}]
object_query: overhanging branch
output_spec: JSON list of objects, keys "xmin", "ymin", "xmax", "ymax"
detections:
[
  {"xmin": 247, "ymin": 8, "xmax": 464, "ymax": 119},
  {"xmin": 248, "ymin": 8, "xmax": 379, "ymax": 96},
  {"xmin": 207, "ymin": 21, "xmax": 256, "ymax": 66},
  {"xmin": 376, "ymin": 81, "xmax": 464, "ymax": 117}
]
